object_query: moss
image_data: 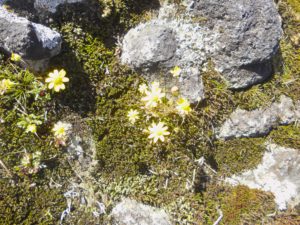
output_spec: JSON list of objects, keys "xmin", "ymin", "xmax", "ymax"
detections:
[
  {"xmin": 0, "ymin": 180, "xmax": 65, "ymax": 225},
  {"xmin": 273, "ymin": 212, "xmax": 300, "ymax": 224},
  {"xmin": 287, "ymin": 0, "xmax": 300, "ymax": 13},
  {"xmin": 268, "ymin": 125, "xmax": 300, "ymax": 149},
  {"xmin": 220, "ymin": 185, "xmax": 275, "ymax": 225},
  {"xmin": 214, "ymin": 138, "xmax": 266, "ymax": 175}
]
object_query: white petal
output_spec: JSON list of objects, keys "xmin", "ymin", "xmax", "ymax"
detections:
[{"xmin": 48, "ymin": 83, "xmax": 54, "ymax": 89}]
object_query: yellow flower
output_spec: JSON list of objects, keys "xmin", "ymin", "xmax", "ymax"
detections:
[
  {"xmin": 45, "ymin": 69, "xmax": 69, "ymax": 92},
  {"xmin": 176, "ymin": 97, "xmax": 192, "ymax": 115},
  {"xmin": 148, "ymin": 122, "xmax": 170, "ymax": 143},
  {"xmin": 138, "ymin": 83, "xmax": 148, "ymax": 94},
  {"xmin": 0, "ymin": 79, "xmax": 14, "ymax": 95},
  {"xmin": 170, "ymin": 66, "xmax": 182, "ymax": 77},
  {"xmin": 52, "ymin": 121, "xmax": 72, "ymax": 139},
  {"xmin": 141, "ymin": 81, "xmax": 165, "ymax": 108},
  {"xmin": 127, "ymin": 109, "xmax": 139, "ymax": 124},
  {"xmin": 11, "ymin": 53, "xmax": 22, "ymax": 62},
  {"xmin": 25, "ymin": 124, "xmax": 37, "ymax": 133}
]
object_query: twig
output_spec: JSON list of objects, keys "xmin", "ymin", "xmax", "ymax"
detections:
[
  {"xmin": 164, "ymin": 178, "xmax": 169, "ymax": 189},
  {"xmin": 213, "ymin": 208, "xmax": 223, "ymax": 225},
  {"xmin": 192, "ymin": 169, "xmax": 196, "ymax": 186}
]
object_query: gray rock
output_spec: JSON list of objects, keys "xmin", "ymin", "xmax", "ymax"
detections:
[
  {"xmin": 34, "ymin": 0, "xmax": 85, "ymax": 13},
  {"xmin": 190, "ymin": 0, "xmax": 282, "ymax": 88},
  {"xmin": 0, "ymin": 6, "xmax": 61, "ymax": 70},
  {"xmin": 226, "ymin": 143, "xmax": 300, "ymax": 210},
  {"xmin": 121, "ymin": 1, "xmax": 282, "ymax": 97},
  {"xmin": 122, "ymin": 24, "xmax": 177, "ymax": 70},
  {"xmin": 111, "ymin": 198, "xmax": 172, "ymax": 225},
  {"xmin": 218, "ymin": 95, "xmax": 300, "ymax": 139},
  {"xmin": 121, "ymin": 14, "xmax": 217, "ymax": 102}
]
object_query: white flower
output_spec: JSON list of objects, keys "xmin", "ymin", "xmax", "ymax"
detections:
[
  {"xmin": 170, "ymin": 66, "xmax": 182, "ymax": 77},
  {"xmin": 147, "ymin": 122, "xmax": 170, "ymax": 143},
  {"xmin": 127, "ymin": 109, "xmax": 139, "ymax": 124},
  {"xmin": 176, "ymin": 97, "xmax": 192, "ymax": 115},
  {"xmin": 52, "ymin": 121, "xmax": 72, "ymax": 139},
  {"xmin": 138, "ymin": 83, "xmax": 148, "ymax": 94},
  {"xmin": 141, "ymin": 81, "xmax": 165, "ymax": 108}
]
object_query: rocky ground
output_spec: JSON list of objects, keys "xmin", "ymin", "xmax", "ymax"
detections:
[{"xmin": 0, "ymin": 0, "xmax": 299, "ymax": 224}]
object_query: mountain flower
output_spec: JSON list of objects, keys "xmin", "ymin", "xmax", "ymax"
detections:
[
  {"xmin": 11, "ymin": 53, "xmax": 21, "ymax": 62},
  {"xmin": 170, "ymin": 66, "xmax": 182, "ymax": 77},
  {"xmin": 176, "ymin": 97, "xmax": 192, "ymax": 115},
  {"xmin": 0, "ymin": 79, "xmax": 14, "ymax": 95},
  {"xmin": 127, "ymin": 109, "xmax": 139, "ymax": 124},
  {"xmin": 138, "ymin": 83, "xmax": 148, "ymax": 94},
  {"xmin": 141, "ymin": 81, "xmax": 165, "ymax": 108},
  {"xmin": 25, "ymin": 124, "xmax": 37, "ymax": 133},
  {"xmin": 52, "ymin": 121, "xmax": 72, "ymax": 139},
  {"xmin": 148, "ymin": 122, "xmax": 170, "ymax": 143},
  {"xmin": 45, "ymin": 69, "xmax": 69, "ymax": 92}
]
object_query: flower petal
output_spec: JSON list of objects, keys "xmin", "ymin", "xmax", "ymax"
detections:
[{"xmin": 48, "ymin": 83, "xmax": 54, "ymax": 89}]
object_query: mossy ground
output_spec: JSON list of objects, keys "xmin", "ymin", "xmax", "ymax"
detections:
[{"xmin": 0, "ymin": 0, "xmax": 300, "ymax": 224}]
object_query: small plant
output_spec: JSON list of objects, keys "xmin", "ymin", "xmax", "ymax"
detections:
[
  {"xmin": 15, "ymin": 151, "xmax": 44, "ymax": 175},
  {"xmin": 17, "ymin": 114, "xmax": 43, "ymax": 134}
]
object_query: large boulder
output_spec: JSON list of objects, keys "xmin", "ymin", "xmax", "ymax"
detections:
[
  {"xmin": 226, "ymin": 143, "xmax": 300, "ymax": 210},
  {"xmin": 121, "ymin": 0, "xmax": 282, "ymax": 100},
  {"xmin": 217, "ymin": 95, "xmax": 300, "ymax": 139},
  {"xmin": 190, "ymin": 0, "xmax": 283, "ymax": 88},
  {"xmin": 0, "ymin": 6, "xmax": 62, "ymax": 71},
  {"xmin": 111, "ymin": 198, "xmax": 172, "ymax": 225}
]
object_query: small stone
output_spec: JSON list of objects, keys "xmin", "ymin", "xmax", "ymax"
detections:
[{"xmin": 111, "ymin": 198, "xmax": 172, "ymax": 225}]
